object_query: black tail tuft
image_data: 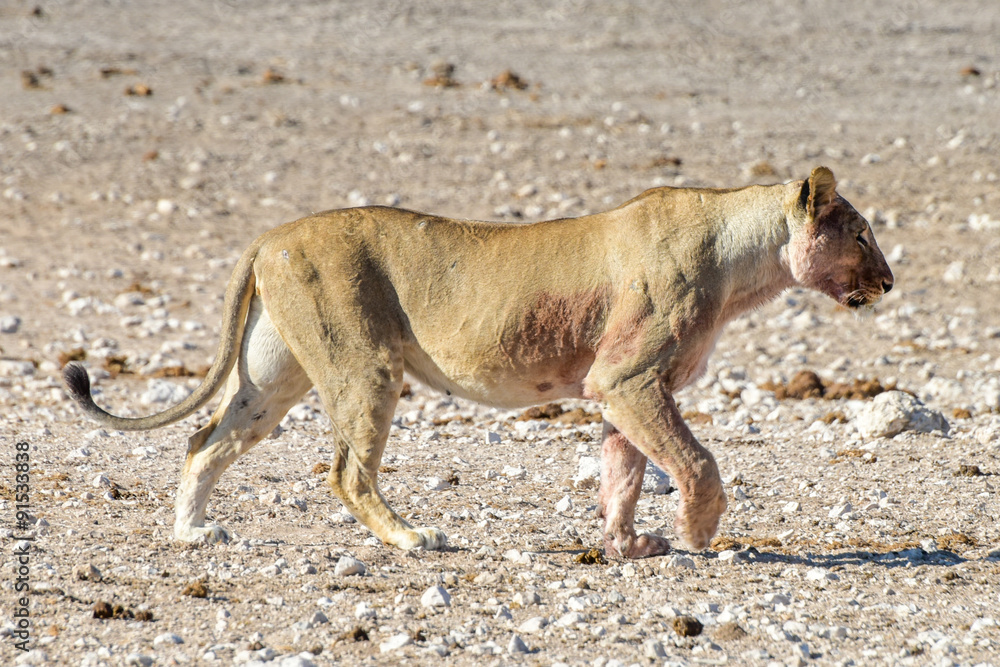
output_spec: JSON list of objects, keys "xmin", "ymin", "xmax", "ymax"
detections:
[{"xmin": 63, "ymin": 362, "xmax": 92, "ymax": 404}]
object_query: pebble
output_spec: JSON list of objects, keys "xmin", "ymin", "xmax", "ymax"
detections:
[
  {"xmin": 74, "ymin": 563, "xmax": 102, "ymax": 581},
  {"xmin": 555, "ymin": 611, "xmax": 586, "ymax": 627},
  {"xmin": 153, "ymin": 632, "xmax": 184, "ymax": 645},
  {"xmin": 0, "ymin": 359, "xmax": 34, "ymax": 376},
  {"xmin": 783, "ymin": 501, "xmax": 802, "ymax": 513},
  {"xmin": 125, "ymin": 655, "xmax": 153, "ymax": 667},
  {"xmin": 518, "ymin": 616, "xmax": 548, "ymax": 633},
  {"xmin": 14, "ymin": 650, "xmax": 49, "ymax": 665},
  {"xmin": 421, "ymin": 585, "xmax": 451, "ymax": 607},
  {"xmin": 91, "ymin": 474, "xmax": 111, "ymax": 488},
  {"xmin": 0, "ymin": 315, "xmax": 22, "ymax": 333},
  {"xmin": 555, "ymin": 495, "xmax": 572, "ymax": 512},
  {"xmin": 855, "ymin": 391, "xmax": 949, "ymax": 438},
  {"xmin": 573, "ymin": 456, "xmax": 601, "ymax": 486},
  {"xmin": 379, "ymin": 633, "xmax": 413, "ymax": 652},
  {"xmin": 334, "ymin": 556, "xmax": 366, "ymax": 577},
  {"xmin": 354, "ymin": 601, "xmax": 376, "ymax": 620},
  {"xmin": 485, "ymin": 431, "xmax": 502, "ymax": 444},
  {"xmin": 140, "ymin": 379, "xmax": 192, "ymax": 406},
  {"xmin": 507, "ymin": 634, "xmax": 529, "ymax": 654},
  {"xmin": 828, "ymin": 502, "xmax": 853, "ymax": 519}
]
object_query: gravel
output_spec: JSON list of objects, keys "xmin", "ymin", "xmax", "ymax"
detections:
[{"xmin": 4, "ymin": 2, "xmax": 1000, "ymax": 666}]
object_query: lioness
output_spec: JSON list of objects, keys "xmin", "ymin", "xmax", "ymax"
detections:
[{"xmin": 65, "ymin": 166, "xmax": 893, "ymax": 558}]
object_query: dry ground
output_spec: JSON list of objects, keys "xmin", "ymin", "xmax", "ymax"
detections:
[{"xmin": 2, "ymin": 1, "xmax": 1000, "ymax": 665}]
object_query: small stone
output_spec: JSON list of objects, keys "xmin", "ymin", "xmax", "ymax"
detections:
[
  {"xmin": 309, "ymin": 611, "xmax": 328, "ymax": 625},
  {"xmin": 518, "ymin": 616, "xmax": 548, "ymax": 633},
  {"xmin": 573, "ymin": 456, "xmax": 601, "ymax": 486},
  {"xmin": 554, "ymin": 495, "xmax": 572, "ymax": 513},
  {"xmin": 125, "ymin": 655, "xmax": 154, "ymax": 667},
  {"xmin": 555, "ymin": 611, "xmax": 586, "ymax": 627},
  {"xmin": 421, "ymin": 585, "xmax": 451, "ymax": 608},
  {"xmin": 14, "ymin": 649, "xmax": 49, "ymax": 665},
  {"xmin": 91, "ymin": 474, "xmax": 111, "ymax": 488},
  {"xmin": 334, "ymin": 556, "xmax": 366, "ymax": 577},
  {"xmin": 644, "ymin": 639, "xmax": 667, "ymax": 658},
  {"xmin": 665, "ymin": 555, "xmax": 696, "ymax": 570},
  {"xmin": 424, "ymin": 477, "xmax": 451, "ymax": 491},
  {"xmin": 485, "ymin": 431, "xmax": 502, "ymax": 444},
  {"xmin": 828, "ymin": 502, "xmax": 853, "ymax": 519},
  {"xmin": 855, "ymin": 390, "xmax": 949, "ymax": 438},
  {"xmin": 0, "ymin": 316, "xmax": 22, "ymax": 333},
  {"xmin": 156, "ymin": 199, "xmax": 177, "ymax": 215},
  {"xmin": 74, "ymin": 563, "xmax": 102, "ymax": 581},
  {"xmin": 783, "ymin": 501, "xmax": 802, "ymax": 513},
  {"xmin": 154, "ymin": 633, "xmax": 184, "ymax": 645},
  {"xmin": 379, "ymin": 633, "xmax": 413, "ymax": 652},
  {"xmin": 507, "ymin": 634, "xmax": 529, "ymax": 654},
  {"xmin": 354, "ymin": 601, "xmax": 376, "ymax": 620}
]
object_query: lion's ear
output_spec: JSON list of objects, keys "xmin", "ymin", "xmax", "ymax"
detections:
[{"xmin": 799, "ymin": 166, "xmax": 837, "ymax": 218}]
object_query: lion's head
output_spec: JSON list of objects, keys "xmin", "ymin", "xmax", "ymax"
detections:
[{"xmin": 786, "ymin": 166, "xmax": 894, "ymax": 313}]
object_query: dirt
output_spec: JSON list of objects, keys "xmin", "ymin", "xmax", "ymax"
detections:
[{"xmin": 2, "ymin": 1, "xmax": 1000, "ymax": 666}]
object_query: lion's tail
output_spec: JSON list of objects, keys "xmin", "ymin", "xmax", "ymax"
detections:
[{"xmin": 63, "ymin": 240, "xmax": 261, "ymax": 432}]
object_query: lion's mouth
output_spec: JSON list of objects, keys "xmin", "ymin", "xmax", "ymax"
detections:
[{"xmin": 843, "ymin": 288, "xmax": 882, "ymax": 310}]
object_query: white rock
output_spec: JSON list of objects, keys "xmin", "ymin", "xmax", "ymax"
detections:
[
  {"xmin": 507, "ymin": 635, "xmax": 529, "ymax": 654},
  {"xmin": 68, "ymin": 447, "xmax": 92, "ymax": 460},
  {"xmin": 644, "ymin": 639, "xmax": 667, "ymax": 658},
  {"xmin": 573, "ymin": 456, "xmax": 601, "ymax": 485},
  {"xmin": 0, "ymin": 360, "xmax": 34, "ymax": 376},
  {"xmin": 156, "ymin": 199, "xmax": 178, "ymax": 215},
  {"xmin": 783, "ymin": 501, "xmax": 802, "ymax": 513},
  {"xmin": 309, "ymin": 611, "xmax": 328, "ymax": 625},
  {"xmin": 942, "ymin": 261, "xmax": 965, "ymax": 283},
  {"xmin": 140, "ymin": 379, "xmax": 192, "ymax": 406},
  {"xmin": 665, "ymin": 555, "xmax": 696, "ymax": 570},
  {"xmin": 424, "ymin": 477, "xmax": 451, "ymax": 491},
  {"xmin": 805, "ymin": 568, "xmax": 839, "ymax": 582},
  {"xmin": 259, "ymin": 490, "xmax": 281, "ymax": 504},
  {"xmin": 764, "ymin": 592, "xmax": 791, "ymax": 606},
  {"xmin": 421, "ymin": 585, "xmax": 451, "ymax": 608},
  {"xmin": 379, "ymin": 633, "xmax": 413, "ymax": 652},
  {"xmin": 125, "ymin": 654, "xmax": 154, "ymax": 667},
  {"xmin": 485, "ymin": 431, "xmax": 502, "ymax": 444},
  {"xmin": 555, "ymin": 495, "xmax": 572, "ymax": 513},
  {"xmin": 502, "ymin": 465, "xmax": 526, "ymax": 480},
  {"xmin": 855, "ymin": 391, "xmax": 949, "ymax": 438},
  {"xmin": 334, "ymin": 556, "xmax": 366, "ymax": 577},
  {"xmin": 14, "ymin": 649, "xmax": 49, "ymax": 665},
  {"xmin": 0, "ymin": 315, "xmax": 22, "ymax": 333},
  {"xmin": 91, "ymin": 474, "xmax": 111, "ymax": 488},
  {"xmin": 555, "ymin": 611, "xmax": 586, "ymax": 627},
  {"xmin": 828, "ymin": 502, "xmax": 853, "ymax": 519},
  {"xmin": 518, "ymin": 616, "xmax": 548, "ymax": 633},
  {"xmin": 153, "ymin": 633, "xmax": 184, "ymax": 645},
  {"xmin": 354, "ymin": 601, "xmax": 376, "ymax": 619}
]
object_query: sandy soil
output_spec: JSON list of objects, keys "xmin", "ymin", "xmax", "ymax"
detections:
[{"xmin": 2, "ymin": 1, "xmax": 1000, "ymax": 665}]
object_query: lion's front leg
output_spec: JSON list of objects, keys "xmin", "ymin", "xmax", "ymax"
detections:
[
  {"xmin": 589, "ymin": 370, "xmax": 726, "ymax": 552},
  {"xmin": 597, "ymin": 421, "xmax": 672, "ymax": 559}
]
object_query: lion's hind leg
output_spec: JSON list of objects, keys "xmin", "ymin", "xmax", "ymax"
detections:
[
  {"xmin": 597, "ymin": 422, "xmax": 672, "ymax": 559},
  {"xmin": 318, "ymin": 361, "xmax": 447, "ymax": 551},
  {"xmin": 174, "ymin": 298, "xmax": 311, "ymax": 543}
]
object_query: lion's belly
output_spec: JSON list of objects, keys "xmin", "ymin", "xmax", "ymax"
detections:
[{"xmin": 401, "ymin": 342, "xmax": 590, "ymax": 408}]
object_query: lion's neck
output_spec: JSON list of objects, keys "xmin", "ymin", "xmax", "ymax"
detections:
[{"xmin": 714, "ymin": 190, "xmax": 795, "ymax": 323}]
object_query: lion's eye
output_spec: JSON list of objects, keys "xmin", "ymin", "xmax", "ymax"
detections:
[{"xmin": 856, "ymin": 233, "xmax": 868, "ymax": 248}]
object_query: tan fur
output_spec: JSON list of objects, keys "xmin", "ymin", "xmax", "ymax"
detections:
[{"xmin": 64, "ymin": 166, "xmax": 893, "ymax": 556}]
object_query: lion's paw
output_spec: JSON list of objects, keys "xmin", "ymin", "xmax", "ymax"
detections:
[
  {"xmin": 175, "ymin": 523, "xmax": 231, "ymax": 545},
  {"xmin": 674, "ymin": 490, "xmax": 725, "ymax": 551},
  {"xmin": 396, "ymin": 526, "xmax": 448, "ymax": 551}
]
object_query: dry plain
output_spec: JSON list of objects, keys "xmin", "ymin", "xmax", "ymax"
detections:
[{"xmin": 2, "ymin": 1, "xmax": 1000, "ymax": 665}]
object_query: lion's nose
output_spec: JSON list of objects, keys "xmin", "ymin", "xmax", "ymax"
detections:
[{"xmin": 882, "ymin": 280, "xmax": 893, "ymax": 294}]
